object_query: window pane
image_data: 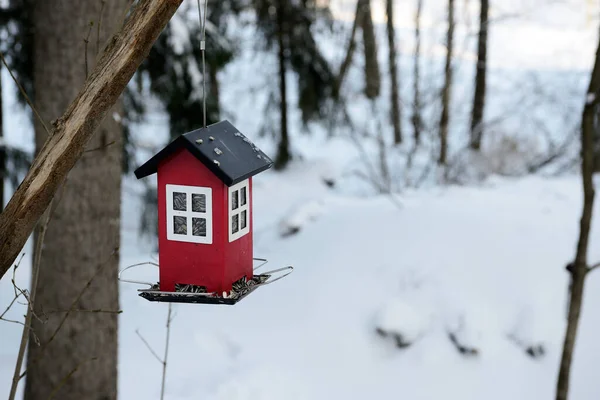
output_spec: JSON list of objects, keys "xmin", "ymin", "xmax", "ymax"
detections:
[
  {"xmin": 192, "ymin": 194, "xmax": 206, "ymax": 213},
  {"xmin": 232, "ymin": 190, "xmax": 239, "ymax": 210},
  {"xmin": 240, "ymin": 187, "xmax": 247, "ymax": 206},
  {"xmin": 192, "ymin": 218, "xmax": 206, "ymax": 236},
  {"xmin": 232, "ymin": 214, "xmax": 239, "ymax": 233},
  {"xmin": 173, "ymin": 192, "xmax": 187, "ymax": 211},
  {"xmin": 241, "ymin": 210, "xmax": 247, "ymax": 229},
  {"xmin": 174, "ymin": 216, "xmax": 187, "ymax": 235}
]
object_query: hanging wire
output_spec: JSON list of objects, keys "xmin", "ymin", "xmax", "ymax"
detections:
[{"xmin": 197, "ymin": 0, "xmax": 208, "ymax": 128}]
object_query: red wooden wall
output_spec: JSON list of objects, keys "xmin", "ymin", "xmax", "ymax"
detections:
[{"xmin": 157, "ymin": 148, "xmax": 253, "ymax": 294}]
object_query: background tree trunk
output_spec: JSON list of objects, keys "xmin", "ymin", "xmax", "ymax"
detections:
[
  {"xmin": 360, "ymin": 0, "xmax": 380, "ymax": 99},
  {"xmin": 386, "ymin": 0, "xmax": 402, "ymax": 144},
  {"xmin": 412, "ymin": 0, "xmax": 423, "ymax": 145},
  {"xmin": 594, "ymin": 128, "xmax": 599, "ymax": 172},
  {"xmin": 0, "ymin": 64, "xmax": 4, "ymax": 211},
  {"xmin": 209, "ymin": 66, "xmax": 220, "ymax": 120},
  {"xmin": 335, "ymin": 0, "xmax": 363, "ymax": 96},
  {"xmin": 274, "ymin": 0, "xmax": 290, "ymax": 170},
  {"xmin": 24, "ymin": 1, "xmax": 125, "ymax": 399},
  {"xmin": 469, "ymin": 0, "xmax": 489, "ymax": 151},
  {"xmin": 555, "ymin": 26, "xmax": 599, "ymax": 400},
  {"xmin": 439, "ymin": 0, "xmax": 454, "ymax": 165}
]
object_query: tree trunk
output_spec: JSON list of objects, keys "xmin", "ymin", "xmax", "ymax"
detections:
[
  {"xmin": 23, "ymin": 2, "xmax": 126, "ymax": 399},
  {"xmin": 209, "ymin": 66, "xmax": 220, "ymax": 120},
  {"xmin": 0, "ymin": 63, "xmax": 4, "ymax": 211},
  {"xmin": 274, "ymin": 0, "xmax": 290, "ymax": 170},
  {"xmin": 555, "ymin": 27, "xmax": 599, "ymax": 400},
  {"xmin": 335, "ymin": 0, "xmax": 363, "ymax": 97},
  {"xmin": 412, "ymin": 0, "xmax": 423, "ymax": 145},
  {"xmin": 0, "ymin": 0, "xmax": 182, "ymax": 278},
  {"xmin": 386, "ymin": 0, "xmax": 402, "ymax": 144},
  {"xmin": 594, "ymin": 127, "xmax": 599, "ymax": 172},
  {"xmin": 469, "ymin": 0, "xmax": 489, "ymax": 151},
  {"xmin": 360, "ymin": 0, "xmax": 380, "ymax": 99},
  {"xmin": 438, "ymin": 0, "xmax": 454, "ymax": 165}
]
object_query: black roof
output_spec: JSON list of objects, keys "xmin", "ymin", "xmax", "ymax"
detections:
[{"xmin": 134, "ymin": 120, "xmax": 274, "ymax": 186}]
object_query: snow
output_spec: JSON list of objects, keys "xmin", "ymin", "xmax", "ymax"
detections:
[
  {"xmin": 6, "ymin": 171, "xmax": 598, "ymax": 400},
  {"xmin": 374, "ymin": 298, "xmax": 431, "ymax": 347}
]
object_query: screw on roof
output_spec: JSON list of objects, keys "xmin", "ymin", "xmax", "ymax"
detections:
[
  {"xmin": 209, "ymin": 136, "xmax": 215, "ymax": 141},
  {"xmin": 195, "ymin": 139, "xmax": 203, "ymax": 144},
  {"xmin": 213, "ymin": 160, "xmax": 220, "ymax": 166},
  {"xmin": 214, "ymin": 148, "xmax": 223, "ymax": 155}
]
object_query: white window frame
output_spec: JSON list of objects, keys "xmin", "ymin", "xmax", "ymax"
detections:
[
  {"xmin": 166, "ymin": 184, "xmax": 213, "ymax": 244},
  {"xmin": 228, "ymin": 179, "xmax": 250, "ymax": 242}
]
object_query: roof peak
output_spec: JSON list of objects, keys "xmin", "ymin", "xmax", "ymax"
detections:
[{"xmin": 134, "ymin": 120, "xmax": 273, "ymax": 186}]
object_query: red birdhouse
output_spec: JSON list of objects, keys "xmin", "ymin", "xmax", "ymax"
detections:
[{"xmin": 129, "ymin": 120, "xmax": 291, "ymax": 305}]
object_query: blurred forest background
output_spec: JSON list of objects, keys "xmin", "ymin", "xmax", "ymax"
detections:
[{"xmin": 0, "ymin": 0, "xmax": 599, "ymax": 400}]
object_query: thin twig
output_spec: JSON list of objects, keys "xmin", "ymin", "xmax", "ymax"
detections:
[
  {"xmin": 9, "ymin": 207, "xmax": 53, "ymax": 400},
  {"xmin": 84, "ymin": 21, "xmax": 94, "ymax": 79},
  {"xmin": 96, "ymin": 1, "xmax": 106, "ymax": 56},
  {"xmin": 47, "ymin": 357, "xmax": 98, "ymax": 400},
  {"xmin": 0, "ymin": 51, "xmax": 51, "ymax": 136},
  {"xmin": 135, "ymin": 303, "xmax": 173, "ymax": 400},
  {"xmin": 5, "ymin": 253, "xmax": 25, "ymax": 300},
  {"xmin": 19, "ymin": 248, "xmax": 119, "ymax": 381},
  {"xmin": 0, "ymin": 317, "xmax": 26, "ymax": 327},
  {"xmin": 589, "ymin": 262, "xmax": 600, "ymax": 272},
  {"xmin": 135, "ymin": 329, "xmax": 163, "ymax": 364},
  {"xmin": 45, "ymin": 309, "xmax": 122, "ymax": 314},
  {"xmin": 161, "ymin": 303, "xmax": 172, "ymax": 400},
  {"xmin": 0, "ymin": 293, "xmax": 22, "ymax": 320},
  {"xmin": 84, "ymin": 140, "xmax": 116, "ymax": 153}
]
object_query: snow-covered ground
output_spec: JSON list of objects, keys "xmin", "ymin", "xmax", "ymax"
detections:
[
  {"xmin": 1, "ymin": 0, "xmax": 600, "ymax": 399},
  {"xmin": 2, "ymin": 168, "xmax": 599, "ymax": 400}
]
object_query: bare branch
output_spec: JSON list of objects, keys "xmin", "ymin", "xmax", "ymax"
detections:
[
  {"xmin": 84, "ymin": 140, "xmax": 116, "ymax": 153},
  {"xmin": 45, "ymin": 308, "xmax": 122, "ymax": 314},
  {"xmin": 589, "ymin": 262, "xmax": 600, "ymax": 272},
  {"xmin": 161, "ymin": 303, "xmax": 172, "ymax": 400},
  {"xmin": 0, "ymin": 52, "xmax": 51, "ymax": 136},
  {"xmin": 136, "ymin": 329, "xmax": 163, "ymax": 364},
  {"xmin": 0, "ymin": 293, "xmax": 22, "ymax": 320},
  {"xmin": 97, "ymin": 1, "xmax": 106, "ymax": 55},
  {"xmin": 8, "ymin": 206, "xmax": 53, "ymax": 400},
  {"xmin": 47, "ymin": 357, "xmax": 98, "ymax": 400},
  {"xmin": 84, "ymin": 21, "xmax": 94, "ymax": 79},
  {"xmin": 0, "ymin": 317, "xmax": 26, "ymax": 326}
]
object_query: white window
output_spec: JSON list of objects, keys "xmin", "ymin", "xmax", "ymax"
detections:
[
  {"xmin": 166, "ymin": 184, "xmax": 212, "ymax": 244},
  {"xmin": 228, "ymin": 179, "xmax": 250, "ymax": 242}
]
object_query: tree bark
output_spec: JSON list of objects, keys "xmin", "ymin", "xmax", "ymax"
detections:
[
  {"xmin": 274, "ymin": 0, "xmax": 290, "ymax": 170},
  {"xmin": 360, "ymin": 0, "xmax": 380, "ymax": 99},
  {"xmin": 412, "ymin": 0, "xmax": 423, "ymax": 145},
  {"xmin": 469, "ymin": 0, "xmax": 489, "ymax": 151},
  {"xmin": 0, "ymin": 63, "xmax": 4, "ymax": 211},
  {"xmin": 0, "ymin": 0, "xmax": 183, "ymax": 279},
  {"xmin": 438, "ymin": 0, "xmax": 454, "ymax": 165},
  {"xmin": 386, "ymin": 0, "xmax": 402, "ymax": 144},
  {"xmin": 23, "ymin": 2, "xmax": 127, "ymax": 399},
  {"xmin": 555, "ymin": 27, "xmax": 599, "ymax": 400}
]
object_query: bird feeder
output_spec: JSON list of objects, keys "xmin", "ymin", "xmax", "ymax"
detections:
[{"xmin": 120, "ymin": 120, "xmax": 292, "ymax": 304}]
